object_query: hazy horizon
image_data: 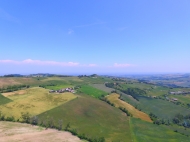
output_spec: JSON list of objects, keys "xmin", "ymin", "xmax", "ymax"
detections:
[{"xmin": 1, "ymin": 0, "xmax": 190, "ymax": 74}]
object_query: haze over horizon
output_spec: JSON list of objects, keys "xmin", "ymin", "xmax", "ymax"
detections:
[{"xmin": 1, "ymin": 0, "xmax": 190, "ymax": 74}]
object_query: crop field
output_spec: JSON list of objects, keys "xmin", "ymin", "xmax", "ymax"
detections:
[
  {"xmin": 90, "ymin": 84, "xmax": 114, "ymax": 93},
  {"xmin": 38, "ymin": 95, "xmax": 132, "ymax": 142},
  {"xmin": 130, "ymin": 118, "xmax": 189, "ymax": 142},
  {"xmin": 106, "ymin": 93, "xmax": 152, "ymax": 122},
  {"xmin": 78, "ymin": 85, "xmax": 108, "ymax": 98},
  {"xmin": 41, "ymin": 77, "xmax": 83, "ymax": 83},
  {"xmin": 0, "ymin": 77, "xmax": 43, "ymax": 88},
  {"xmin": 0, "ymin": 87, "xmax": 77, "ymax": 119}
]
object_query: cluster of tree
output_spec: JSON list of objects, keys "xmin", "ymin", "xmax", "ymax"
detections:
[
  {"xmin": 99, "ymin": 97, "xmax": 115, "ymax": 107},
  {"xmin": 118, "ymin": 88, "xmax": 146, "ymax": 101},
  {"xmin": 78, "ymin": 74, "xmax": 98, "ymax": 78},
  {"xmin": 149, "ymin": 113, "xmax": 171, "ymax": 125},
  {"xmin": 173, "ymin": 113, "xmax": 190, "ymax": 128},
  {"xmin": 68, "ymin": 128, "xmax": 105, "ymax": 142},
  {"xmin": 39, "ymin": 83, "xmax": 56, "ymax": 88},
  {"xmin": 105, "ymin": 83, "xmax": 115, "ymax": 88},
  {"xmin": 111, "ymin": 78, "xmax": 125, "ymax": 82},
  {"xmin": 3, "ymin": 74, "xmax": 23, "ymax": 77},
  {"xmin": 118, "ymin": 107, "xmax": 132, "ymax": 117},
  {"xmin": 187, "ymin": 103, "xmax": 190, "ymax": 108},
  {"xmin": 105, "ymin": 82, "xmax": 146, "ymax": 101},
  {"xmin": 0, "ymin": 111, "xmax": 20, "ymax": 122},
  {"xmin": 78, "ymin": 75, "xmax": 88, "ymax": 78},
  {"xmin": 0, "ymin": 85, "xmax": 30, "ymax": 93}
]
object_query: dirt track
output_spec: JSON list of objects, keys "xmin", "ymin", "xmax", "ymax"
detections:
[{"xmin": 0, "ymin": 121, "xmax": 82, "ymax": 142}]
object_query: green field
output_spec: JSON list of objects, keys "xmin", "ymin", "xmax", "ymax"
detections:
[
  {"xmin": 38, "ymin": 95, "xmax": 132, "ymax": 142},
  {"xmin": 167, "ymin": 94, "xmax": 190, "ymax": 105},
  {"xmin": 80, "ymin": 77, "xmax": 113, "ymax": 84},
  {"xmin": 90, "ymin": 84, "xmax": 114, "ymax": 93},
  {"xmin": 44, "ymin": 84, "xmax": 74, "ymax": 90},
  {"xmin": 130, "ymin": 118, "xmax": 189, "ymax": 142},
  {"xmin": 121, "ymin": 95, "xmax": 190, "ymax": 120},
  {"xmin": 78, "ymin": 85, "xmax": 108, "ymax": 98},
  {"xmin": 0, "ymin": 94, "xmax": 12, "ymax": 105}
]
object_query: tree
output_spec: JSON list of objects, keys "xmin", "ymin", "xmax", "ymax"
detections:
[{"xmin": 21, "ymin": 112, "xmax": 31, "ymax": 123}]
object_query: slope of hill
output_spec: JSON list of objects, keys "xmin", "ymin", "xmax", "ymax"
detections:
[
  {"xmin": 130, "ymin": 118, "xmax": 189, "ymax": 142},
  {"xmin": 105, "ymin": 93, "xmax": 152, "ymax": 122},
  {"xmin": 37, "ymin": 95, "xmax": 132, "ymax": 142},
  {"xmin": 0, "ymin": 87, "xmax": 77, "ymax": 119}
]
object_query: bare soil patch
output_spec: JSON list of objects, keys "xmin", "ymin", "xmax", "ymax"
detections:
[
  {"xmin": 0, "ymin": 121, "xmax": 82, "ymax": 142},
  {"xmin": 2, "ymin": 90, "xmax": 26, "ymax": 97}
]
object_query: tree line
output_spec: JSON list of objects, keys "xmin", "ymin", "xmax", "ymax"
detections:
[{"xmin": 0, "ymin": 85, "xmax": 30, "ymax": 93}]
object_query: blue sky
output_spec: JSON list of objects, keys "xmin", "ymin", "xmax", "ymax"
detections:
[{"xmin": 0, "ymin": 0, "xmax": 190, "ymax": 75}]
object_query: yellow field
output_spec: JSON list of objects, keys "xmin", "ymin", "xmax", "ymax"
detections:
[
  {"xmin": 106, "ymin": 93, "xmax": 152, "ymax": 122},
  {"xmin": 0, "ymin": 78, "xmax": 21, "ymax": 88},
  {"xmin": 0, "ymin": 77, "xmax": 43, "ymax": 88},
  {"xmin": 41, "ymin": 77, "xmax": 83, "ymax": 82},
  {"xmin": 0, "ymin": 87, "xmax": 77, "ymax": 119}
]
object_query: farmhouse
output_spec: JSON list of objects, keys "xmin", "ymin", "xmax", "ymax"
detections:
[
  {"xmin": 49, "ymin": 87, "xmax": 75, "ymax": 93},
  {"xmin": 170, "ymin": 91, "xmax": 190, "ymax": 95},
  {"xmin": 171, "ymin": 98, "xmax": 178, "ymax": 101}
]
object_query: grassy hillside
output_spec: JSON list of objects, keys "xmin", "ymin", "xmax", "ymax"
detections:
[
  {"xmin": 0, "ymin": 94, "xmax": 12, "ymax": 105},
  {"xmin": 0, "ymin": 77, "xmax": 41, "ymax": 88},
  {"xmin": 38, "ymin": 95, "xmax": 132, "ymax": 142},
  {"xmin": 80, "ymin": 77, "xmax": 113, "ymax": 84},
  {"xmin": 0, "ymin": 87, "xmax": 77, "ymax": 119},
  {"xmin": 106, "ymin": 93, "xmax": 152, "ymax": 122},
  {"xmin": 78, "ymin": 85, "xmax": 108, "ymax": 98},
  {"xmin": 130, "ymin": 118, "xmax": 189, "ymax": 142}
]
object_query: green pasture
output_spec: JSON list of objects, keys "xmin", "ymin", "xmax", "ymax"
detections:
[
  {"xmin": 168, "ymin": 94, "xmax": 190, "ymax": 105},
  {"xmin": 0, "ymin": 94, "xmax": 12, "ymax": 105},
  {"xmin": 119, "ymin": 83, "xmax": 170, "ymax": 97},
  {"xmin": 80, "ymin": 77, "xmax": 113, "ymax": 84},
  {"xmin": 121, "ymin": 94, "xmax": 190, "ymax": 120},
  {"xmin": 44, "ymin": 84, "xmax": 74, "ymax": 90},
  {"xmin": 78, "ymin": 85, "xmax": 108, "ymax": 98},
  {"xmin": 38, "ymin": 95, "xmax": 132, "ymax": 142}
]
